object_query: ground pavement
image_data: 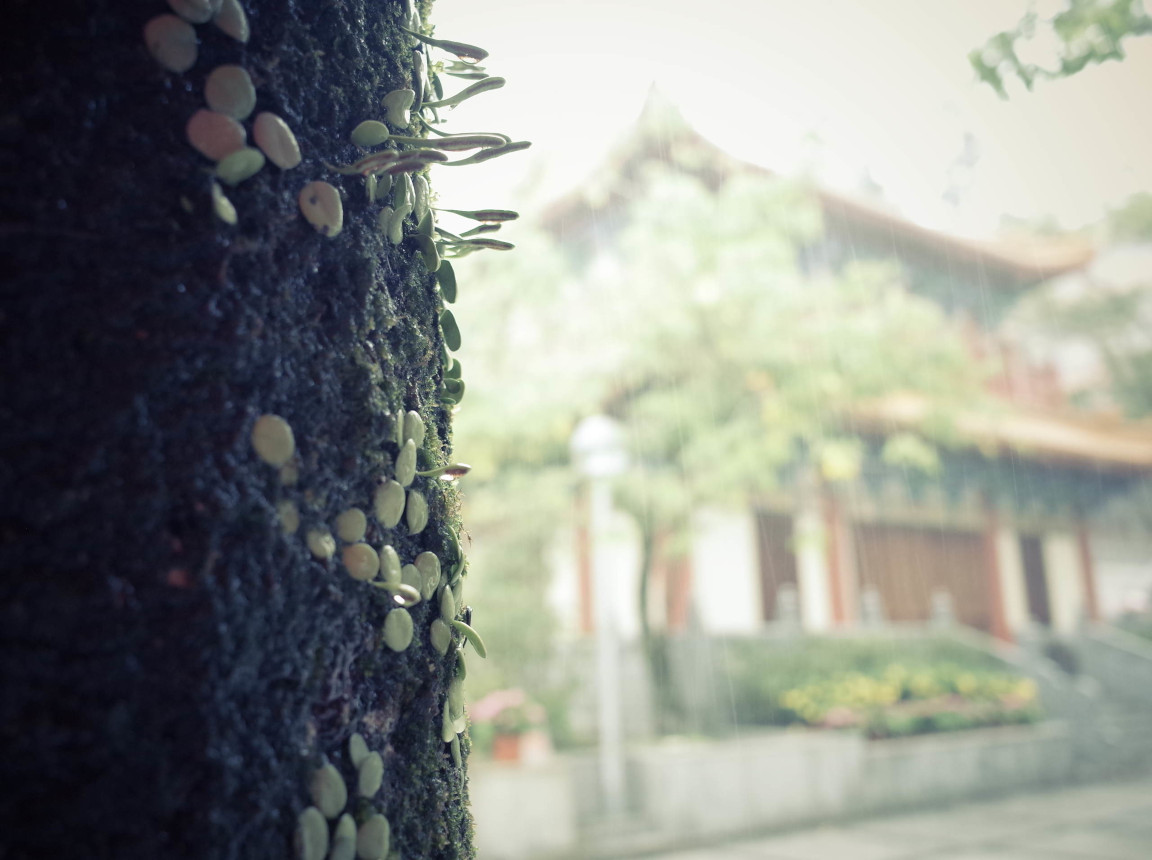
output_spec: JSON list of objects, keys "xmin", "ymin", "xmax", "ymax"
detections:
[{"xmin": 633, "ymin": 776, "xmax": 1152, "ymax": 860}]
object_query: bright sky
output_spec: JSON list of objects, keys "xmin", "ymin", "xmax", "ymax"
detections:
[{"xmin": 430, "ymin": 0, "xmax": 1152, "ymax": 238}]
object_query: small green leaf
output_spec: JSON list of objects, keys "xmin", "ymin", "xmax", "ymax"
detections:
[
  {"xmin": 215, "ymin": 146, "xmax": 265, "ymax": 186},
  {"xmin": 351, "ymin": 120, "xmax": 390, "ymax": 147},
  {"xmin": 442, "ymin": 377, "xmax": 465, "ymax": 403},
  {"xmin": 440, "ymin": 309, "xmax": 461, "ymax": 351},
  {"xmin": 437, "ymin": 260, "xmax": 457, "ymax": 302},
  {"xmin": 436, "ymin": 207, "xmax": 519, "ymax": 222},
  {"xmin": 400, "ymin": 27, "xmax": 489, "ymax": 63},
  {"xmin": 383, "ymin": 608, "xmax": 414, "ymax": 652},
  {"xmin": 450, "ymin": 619, "xmax": 486, "ymax": 658},
  {"xmin": 421, "ymin": 76, "xmax": 505, "ymax": 109}
]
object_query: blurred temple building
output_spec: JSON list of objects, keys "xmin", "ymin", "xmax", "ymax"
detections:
[{"xmin": 541, "ymin": 91, "xmax": 1152, "ymax": 643}]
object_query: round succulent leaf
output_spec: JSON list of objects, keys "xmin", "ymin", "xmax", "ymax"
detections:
[
  {"xmin": 394, "ymin": 439, "xmax": 416, "ymax": 487},
  {"xmin": 294, "ymin": 806, "xmax": 329, "ymax": 860},
  {"xmin": 429, "ymin": 618, "xmax": 452, "ymax": 656},
  {"xmin": 213, "ymin": 0, "xmax": 250, "ymax": 43},
  {"xmin": 373, "ymin": 479, "xmax": 405, "ymax": 529},
  {"xmin": 381, "ymin": 88, "xmax": 414, "ymax": 128},
  {"xmin": 379, "ymin": 545, "xmax": 401, "ymax": 584},
  {"xmin": 211, "ymin": 181, "xmax": 238, "ymax": 225},
  {"xmin": 186, "ymin": 109, "xmax": 246, "ymax": 161},
  {"xmin": 342, "ymin": 543, "xmax": 380, "ymax": 581},
  {"xmin": 405, "ymin": 489, "xmax": 428, "ymax": 535},
  {"xmin": 329, "ymin": 837, "xmax": 356, "ymax": 860},
  {"xmin": 167, "ymin": 0, "xmax": 214, "ymax": 24},
  {"xmin": 357, "ymin": 751, "xmax": 383, "ymax": 797},
  {"xmin": 351, "ymin": 120, "xmax": 390, "ymax": 148},
  {"xmin": 439, "ymin": 309, "xmax": 461, "ymax": 351},
  {"xmin": 309, "ymin": 763, "xmax": 347, "ymax": 819},
  {"xmin": 298, "ymin": 181, "xmax": 343, "ymax": 237},
  {"xmin": 414, "ymin": 551, "xmax": 441, "ymax": 591},
  {"xmin": 356, "ymin": 814, "xmax": 391, "ymax": 860},
  {"xmin": 253, "ymin": 112, "xmax": 302, "ymax": 169},
  {"xmin": 215, "ymin": 146, "xmax": 265, "ymax": 186},
  {"xmin": 441, "ymin": 703, "xmax": 456, "ymax": 742},
  {"xmin": 413, "ymin": 174, "xmax": 430, "ymax": 223},
  {"xmin": 402, "ymin": 410, "xmax": 425, "ymax": 447},
  {"xmin": 144, "ymin": 14, "xmax": 198, "ymax": 74},
  {"xmin": 205, "ymin": 64, "xmax": 257, "ymax": 120},
  {"xmin": 439, "ymin": 586, "xmax": 456, "ymax": 623},
  {"xmin": 383, "ymin": 608, "xmax": 414, "ymax": 652},
  {"xmin": 335, "ymin": 507, "xmax": 368, "ymax": 543},
  {"xmin": 400, "ymin": 563, "xmax": 421, "ymax": 594},
  {"xmin": 251, "ymin": 414, "xmax": 295, "ymax": 466},
  {"xmin": 448, "ymin": 678, "xmax": 464, "ymax": 719},
  {"xmin": 348, "ymin": 733, "xmax": 369, "ymax": 769},
  {"xmin": 376, "ymin": 206, "xmax": 395, "ymax": 237},
  {"xmin": 437, "ymin": 260, "xmax": 457, "ymax": 303},
  {"xmin": 306, "ymin": 528, "xmax": 336, "ymax": 560},
  {"xmin": 415, "ymin": 233, "xmax": 440, "ymax": 272},
  {"xmin": 335, "ymin": 813, "xmax": 356, "ymax": 843}
]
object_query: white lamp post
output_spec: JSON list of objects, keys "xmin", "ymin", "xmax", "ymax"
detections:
[{"xmin": 570, "ymin": 414, "xmax": 628, "ymax": 817}]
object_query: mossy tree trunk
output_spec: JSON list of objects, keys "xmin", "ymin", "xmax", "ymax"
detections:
[{"xmin": 1, "ymin": 1, "xmax": 473, "ymax": 857}]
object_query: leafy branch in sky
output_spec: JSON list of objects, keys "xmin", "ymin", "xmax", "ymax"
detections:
[{"xmin": 971, "ymin": 0, "xmax": 1152, "ymax": 95}]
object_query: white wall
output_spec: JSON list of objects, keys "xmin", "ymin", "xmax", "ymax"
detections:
[
  {"xmin": 547, "ymin": 527, "xmax": 583, "ymax": 637},
  {"xmin": 795, "ymin": 500, "xmax": 832, "ymax": 632},
  {"xmin": 1043, "ymin": 531, "xmax": 1084, "ymax": 634},
  {"xmin": 996, "ymin": 527, "xmax": 1030, "ymax": 634},
  {"xmin": 691, "ymin": 507, "xmax": 762, "ymax": 633},
  {"xmin": 598, "ymin": 505, "xmax": 642, "ymax": 640},
  {"xmin": 1091, "ymin": 531, "xmax": 1152, "ymax": 617}
]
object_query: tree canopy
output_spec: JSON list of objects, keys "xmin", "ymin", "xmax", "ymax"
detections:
[
  {"xmin": 971, "ymin": 0, "xmax": 1152, "ymax": 95},
  {"xmin": 450, "ymin": 166, "xmax": 983, "ymax": 712}
]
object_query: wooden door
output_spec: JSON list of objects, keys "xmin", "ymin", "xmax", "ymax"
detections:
[{"xmin": 854, "ymin": 523, "xmax": 990, "ymax": 631}]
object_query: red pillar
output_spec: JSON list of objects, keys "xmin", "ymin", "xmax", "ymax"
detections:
[
  {"xmin": 823, "ymin": 490, "xmax": 849, "ymax": 626},
  {"xmin": 574, "ymin": 486, "xmax": 594, "ymax": 634},
  {"xmin": 666, "ymin": 552, "xmax": 693, "ymax": 632}
]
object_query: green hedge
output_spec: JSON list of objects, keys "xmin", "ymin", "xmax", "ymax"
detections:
[{"xmin": 715, "ymin": 635, "xmax": 1040, "ymax": 736}]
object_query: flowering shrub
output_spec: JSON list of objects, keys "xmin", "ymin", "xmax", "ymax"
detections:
[
  {"xmin": 468, "ymin": 688, "xmax": 549, "ymax": 755},
  {"xmin": 779, "ymin": 663, "xmax": 1040, "ymax": 738}
]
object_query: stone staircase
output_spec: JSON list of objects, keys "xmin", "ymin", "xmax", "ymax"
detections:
[{"xmin": 950, "ymin": 623, "xmax": 1152, "ymax": 781}]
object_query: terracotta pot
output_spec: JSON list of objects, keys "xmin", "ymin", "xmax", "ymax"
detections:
[{"xmin": 491, "ymin": 732, "xmax": 522, "ymax": 762}]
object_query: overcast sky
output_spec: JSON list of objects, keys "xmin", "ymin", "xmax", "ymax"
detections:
[{"xmin": 429, "ymin": 0, "xmax": 1152, "ymax": 238}]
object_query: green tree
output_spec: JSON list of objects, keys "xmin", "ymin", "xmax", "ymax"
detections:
[
  {"xmin": 453, "ymin": 169, "xmax": 982, "ymax": 729},
  {"xmin": 1108, "ymin": 192, "xmax": 1152, "ymax": 242},
  {"xmin": 1010, "ymin": 195, "xmax": 1152, "ymax": 418},
  {"xmin": 972, "ymin": 0, "xmax": 1152, "ymax": 95},
  {"xmin": 974, "ymin": 8, "xmax": 1152, "ymax": 419},
  {"xmin": 1, "ymin": 1, "xmax": 512, "ymax": 856}
]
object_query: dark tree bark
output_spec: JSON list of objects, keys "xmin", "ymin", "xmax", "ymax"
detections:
[{"xmin": 1, "ymin": 1, "xmax": 473, "ymax": 857}]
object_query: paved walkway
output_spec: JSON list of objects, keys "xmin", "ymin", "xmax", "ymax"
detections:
[{"xmin": 638, "ymin": 777, "xmax": 1152, "ymax": 859}]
